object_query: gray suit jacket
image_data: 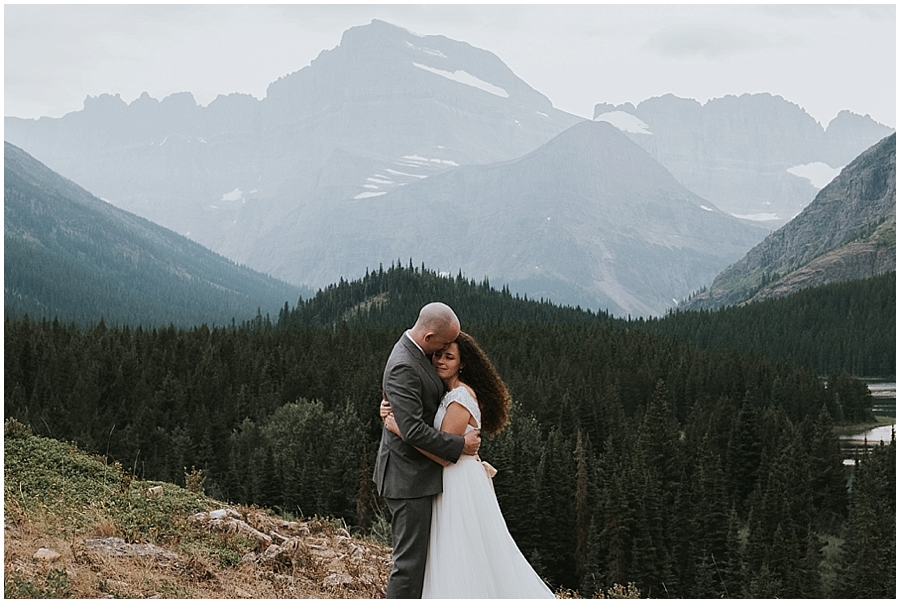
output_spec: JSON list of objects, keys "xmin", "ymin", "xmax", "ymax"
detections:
[{"xmin": 373, "ymin": 334, "xmax": 465, "ymax": 499}]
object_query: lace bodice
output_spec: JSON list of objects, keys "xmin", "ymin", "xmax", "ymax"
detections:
[{"xmin": 434, "ymin": 386, "xmax": 481, "ymax": 432}]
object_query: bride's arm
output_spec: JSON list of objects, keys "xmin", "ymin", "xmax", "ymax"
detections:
[
  {"xmin": 438, "ymin": 401, "xmax": 476, "ymax": 436},
  {"xmin": 381, "ymin": 398, "xmax": 474, "ymax": 437}
]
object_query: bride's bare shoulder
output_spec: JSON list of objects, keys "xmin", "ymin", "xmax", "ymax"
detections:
[{"xmin": 461, "ymin": 383, "xmax": 477, "ymax": 401}]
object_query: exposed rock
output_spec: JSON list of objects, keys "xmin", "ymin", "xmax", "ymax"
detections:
[
  {"xmin": 85, "ymin": 537, "xmax": 179, "ymax": 560},
  {"xmin": 324, "ymin": 572, "xmax": 354, "ymax": 587},
  {"xmin": 190, "ymin": 508, "xmax": 273, "ymax": 547},
  {"xmin": 33, "ymin": 547, "xmax": 61, "ymax": 561},
  {"xmin": 748, "ymin": 231, "xmax": 894, "ymax": 303},
  {"xmin": 187, "ymin": 507, "xmax": 391, "ymax": 592}
]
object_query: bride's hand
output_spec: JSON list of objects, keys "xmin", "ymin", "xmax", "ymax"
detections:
[
  {"xmin": 384, "ymin": 412, "xmax": 401, "ymax": 437},
  {"xmin": 379, "ymin": 396, "xmax": 392, "ymax": 420}
]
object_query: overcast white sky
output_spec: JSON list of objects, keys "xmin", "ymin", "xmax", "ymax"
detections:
[{"xmin": 4, "ymin": 3, "xmax": 896, "ymax": 128}]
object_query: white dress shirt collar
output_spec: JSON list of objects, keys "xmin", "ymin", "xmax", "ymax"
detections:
[{"xmin": 405, "ymin": 329, "xmax": 425, "ymax": 356}]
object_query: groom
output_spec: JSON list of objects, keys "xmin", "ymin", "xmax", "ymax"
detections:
[{"xmin": 373, "ymin": 302, "xmax": 481, "ymax": 598}]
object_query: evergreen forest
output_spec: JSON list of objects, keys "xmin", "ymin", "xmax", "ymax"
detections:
[
  {"xmin": 634, "ymin": 272, "xmax": 895, "ymax": 378},
  {"xmin": 4, "ymin": 263, "xmax": 895, "ymax": 597}
]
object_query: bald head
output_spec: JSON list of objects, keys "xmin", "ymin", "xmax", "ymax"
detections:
[{"xmin": 410, "ymin": 302, "xmax": 460, "ymax": 354}]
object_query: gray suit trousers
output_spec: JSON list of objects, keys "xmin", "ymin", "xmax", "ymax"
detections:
[{"xmin": 384, "ymin": 495, "xmax": 433, "ymax": 598}]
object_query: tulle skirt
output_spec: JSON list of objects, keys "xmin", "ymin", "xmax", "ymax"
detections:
[{"xmin": 422, "ymin": 455, "xmax": 555, "ymax": 599}]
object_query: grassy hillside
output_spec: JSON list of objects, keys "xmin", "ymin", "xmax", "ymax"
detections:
[{"xmin": 3, "ymin": 419, "xmax": 391, "ymax": 599}]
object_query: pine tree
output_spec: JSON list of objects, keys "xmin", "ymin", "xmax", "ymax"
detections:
[
  {"xmin": 597, "ymin": 461, "xmax": 634, "ymax": 589},
  {"xmin": 836, "ymin": 436, "xmax": 896, "ymax": 597},
  {"xmin": 627, "ymin": 381, "xmax": 681, "ymax": 596},
  {"xmin": 806, "ymin": 407, "xmax": 849, "ymax": 531},
  {"xmin": 535, "ymin": 426, "xmax": 577, "ymax": 588},
  {"xmin": 482, "ymin": 404, "xmax": 543, "ymax": 568},
  {"xmin": 688, "ymin": 434, "xmax": 736, "ymax": 597},
  {"xmin": 574, "ymin": 430, "xmax": 592, "ymax": 585}
]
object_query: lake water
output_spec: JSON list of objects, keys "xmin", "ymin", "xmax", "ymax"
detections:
[{"xmin": 838, "ymin": 381, "xmax": 895, "ymax": 468}]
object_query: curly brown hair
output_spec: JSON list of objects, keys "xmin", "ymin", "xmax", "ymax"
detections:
[{"xmin": 454, "ymin": 331, "xmax": 510, "ymax": 436}]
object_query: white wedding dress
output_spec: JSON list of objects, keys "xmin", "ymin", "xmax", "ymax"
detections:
[{"xmin": 422, "ymin": 386, "xmax": 555, "ymax": 599}]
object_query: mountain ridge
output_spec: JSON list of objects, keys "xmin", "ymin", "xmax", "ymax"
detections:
[
  {"xmin": 680, "ymin": 133, "xmax": 896, "ymax": 310},
  {"xmin": 594, "ymin": 93, "xmax": 894, "ymax": 226}
]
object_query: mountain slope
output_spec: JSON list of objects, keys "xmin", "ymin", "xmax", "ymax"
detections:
[
  {"xmin": 251, "ymin": 120, "xmax": 768, "ymax": 316},
  {"xmin": 681, "ymin": 134, "xmax": 896, "ymax": 310},
  {"xmin": 4, "ymin": 143, "xmax": 306, "ymax": 327},
  {"xmin": 594, "ymin": 93, "xmax": 894, "ymax": 226}
]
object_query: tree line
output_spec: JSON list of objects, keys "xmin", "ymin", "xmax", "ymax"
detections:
[
  {"xmin": 4, "ymin": 264, "xmax": 894, "ymax": 596},
  {"xmin": 635, "ymin": 271, "xmax": 895, "ymax": 379}
]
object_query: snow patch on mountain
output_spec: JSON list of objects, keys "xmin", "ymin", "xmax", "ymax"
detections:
[
  {"xmin": 402, "ymin": 155, "xmax": 459, "ymax": 167},
  {"xmin": 386, "ymin": 168, "xmax": 428, "ymax": 179},
  {"xmin": 594, "ymin": 111, "xmax": 652, "ymax": 135},
  {"xmin": 787, "ymin": 162, "xmax": 842, "ymax": 189},
  {"xmin": 222, "ymin": 188, "xmax": 243, "ymax": 202},
  {"xmin": 732, "ymin": 212, "xmax": 780, "ymax": 222},
  {"xmin": 354, "ymin": 191, "xmax": 386, "ymax": 199},
  {"xmin": 404, "ymin": 41, "xmax": 447, "ymax": 59},
  {"xmin": 412, "ymin": 63, "xmax": 509, "ymax": 98}
]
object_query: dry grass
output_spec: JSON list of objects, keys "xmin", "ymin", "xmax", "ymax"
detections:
[{"xmin": 4, "ymin": 419, "xmax": 391, "ymax": 598}]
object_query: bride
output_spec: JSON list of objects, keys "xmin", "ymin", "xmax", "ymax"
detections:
[{"xmin": 382, "ymin": 331, "xmax": 555, "ymax": 598}]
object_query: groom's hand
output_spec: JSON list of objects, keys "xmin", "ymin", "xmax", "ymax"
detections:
[
  {"xmin": 463, "ymin": 429, "xmax": 481, "ymax": 456},
  {"xmin": 379, "ymin": 397, "xmax": 392, "ymax": 421}
]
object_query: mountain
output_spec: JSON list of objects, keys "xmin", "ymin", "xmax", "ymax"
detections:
[
  {"xmin": 681, "ymin": 133, "xmax": 896, "ymax": 311},
  {"xmin": 594, "ymin": 94, "xmax": 894, "ymax": 227},
  {"xmin": 8, "ymin": 20, "xmax": 885, "ymax": 316},
  {"xmin": 4, "ymin": 19, "xmax": 582, "ymax": 263},
  {"xmin": 251, "ymin": 120, "xmax": 768, "ymax": 316},
  {"xmin": 4, "ymin": 143, "xmax": 307, "ymax": 327}
]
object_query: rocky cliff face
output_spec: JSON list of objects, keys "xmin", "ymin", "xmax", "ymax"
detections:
[
  {"xmin": 681, "ymin": 133, "xmax": 896, "ymax": 310},
  {"xmin": 594, "ymin": 94, "xmax": 894, "ymax": 227}
]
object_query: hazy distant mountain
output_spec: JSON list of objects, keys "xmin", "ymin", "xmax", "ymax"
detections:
[
  {"xmin": 249, "ymin": 120, "xmax": 768, "ymax": 316},
  {"xmin": 5, "ymin": 19, "xmax": 582, "ymax": 258},
  {"xmin": 681, "ymin": 134, "xmax": 895, "ymax": 311},
  {"xmin": 4, "ymin": 143, "xmax": 306, "ymax": 327},
  {"xmin": 594, "ymin": 94, "xmax": 894, "ymax": 228},
  {"xmin": 6, "ymin": 20, "xmax": 886, "ymax": 317}
]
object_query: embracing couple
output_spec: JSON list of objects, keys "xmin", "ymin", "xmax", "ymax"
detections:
[{"xmin": 373, "ymin": 302, "xmax": 554, "ymax": 599}]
